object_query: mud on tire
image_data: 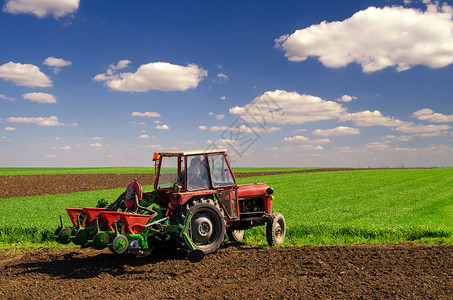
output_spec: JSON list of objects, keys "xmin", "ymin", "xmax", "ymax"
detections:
[
  {"xmin": 266, "ymin": 212, "xmax": 286, "ymax": 246},
  {"xmin": 175, "ymin": 198, "xmax": 226, "ymax": 255}
]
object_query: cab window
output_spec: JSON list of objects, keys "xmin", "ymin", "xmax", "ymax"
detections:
[{"xmin": 208, "ymin": 154, "xmax": 235, "ymax": 187}]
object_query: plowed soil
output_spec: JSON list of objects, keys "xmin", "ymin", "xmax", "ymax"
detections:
[
  {"xmin": 0, "ymin": 244, "xmax": 451, "ymax": 299},
  {"xmin": 0, "ymin": 168, "xmax": 376, "ymax": 199},
  {"xmin": 1, "ymin": 171, "xmax": 451, "ymax": 299}
]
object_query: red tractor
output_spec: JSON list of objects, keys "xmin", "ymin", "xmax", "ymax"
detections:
[
  {"xmin": 56, "ymin": 149, "xmax": 286, "ymax": 262},
  {"xmin": 153, "ymin": 149, "xmax": 286, "ymax": 254}
]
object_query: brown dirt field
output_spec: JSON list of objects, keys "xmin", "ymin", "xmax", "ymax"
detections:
[
  {"xmin": 0, "ymin": 168, "xmax": 373, "ymax": 199},
  {"xmin": 0, "ymin": 244, "xmax": 451, "ymax": 299}
]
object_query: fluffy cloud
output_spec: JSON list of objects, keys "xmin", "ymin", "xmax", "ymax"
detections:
[
  {"xmin": 337, "ymin": 95, "xmax": 357, "ymax": 102},
  {"xmin": 0, "ymin": 94, "xmax": 15, "ymax": 101},
  {"xmin": 0, "ymin": 62, "xmax": 52, "ymax": 87},
  {"xmin": 231, "ymin": 90, "xmax": 346, "ymax": 125},
  {"xmin": 131, "ymin": 111, "xmax": 160, "ymax": 118},
  {"xmin": 156, "ymin": 124, "xmax": 169, "ymax": 130},
  {"xmin": 313, "ymin": 126, "xmax": 360, "ymax": 136},
  {"xmin": 413, "ymin": 108, "xmax": 453, "ymax": 122},
  {"xmin": 6, "ymin": 116, "xmax": 63, "ymax": 126},
  {"xmin": 94, "ymin": 61, "xmax": 207, "ymax": 92},
  {"xmin": 217, "ymin": 73, "xmax": 229, "ymax": 82},
  {"xmin": 199, "ymin": 126, "xmax": 208, "ymax": 130},
  {"xmin": 43, "ymin": 57, "xmax": 72, "ymax": 73},
  {"xmin": 340, "ymin": 110, "xmax": 409, "ymax": 127},
  {"xmin": 394, "ymin": 124, "xmax": 451, "ymax": 133},
  {"xmin": 3, "ymin": 0, "xmax": 79, "ymax": 18},
  {"xmin": 208, "ymin": 125, "xmax": 280, "ymax": 134},
  {"xmin": 22, "ymin": 92, "xmax": 56, "ymax": 103},
  {"xmin": 276, "ymin": 3, "xmax": 453, "ymax": 72},
  {"xmin": 284, "ymin": 135, "xmax": 330, "ymax": 143},
  {"xmin": 229, "ymin": 106, "xmax": 246, "ymax": 115},
  {"xmin": 4, "ymin": 127, "xmax": 16, "ymax": 131},
  {"xmin": 137, "ymin": 135, "xmax": 150, "ymax": 139}
]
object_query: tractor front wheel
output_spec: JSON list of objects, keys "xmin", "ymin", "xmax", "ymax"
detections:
[
  {"xmin": 176, "ymin": 198, "xmax": 226, "ymax": 255},
  {"xmin": 266, "ymin": 212, "xmax": 286, "ymax": 246},
  {"xmin": 227, "ymin": 229, "xmax": 245, "ymax": 242}
]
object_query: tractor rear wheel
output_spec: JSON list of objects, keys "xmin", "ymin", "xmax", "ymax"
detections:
[
  {"xmin": 227, "ymin": 229, "xmax": 245, "ymax": 242},
  {"xmin": 176, "ymin": 198, "xmax": 226, "ymax": 255},
  {"xmin": 266, "ymin": 212, "xmax": 286, "ymax": 246}
]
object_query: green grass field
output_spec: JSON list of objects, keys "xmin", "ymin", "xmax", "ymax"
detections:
[{"xmin": 0, "ymin": 168, "xmax": 452, "ymax": 248}]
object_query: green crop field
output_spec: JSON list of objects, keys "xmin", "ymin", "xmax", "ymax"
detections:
[{"xmin": 0, "ymin": 168, "xmax": 452, "ymax": 249}]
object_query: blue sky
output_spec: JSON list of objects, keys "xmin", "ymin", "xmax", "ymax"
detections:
[{"xmin": 1, "ymin": 0, "xmax": 453, "ymax": 167}]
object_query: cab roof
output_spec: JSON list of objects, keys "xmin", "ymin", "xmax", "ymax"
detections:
[{"xmin": 158, "ymin": 148, "xmax": 227, "ymax": 156}]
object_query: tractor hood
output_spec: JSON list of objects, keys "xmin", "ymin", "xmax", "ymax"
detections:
[{"xmin": 237, "ymin": 183, "xmax": 270, "ymax": 199}]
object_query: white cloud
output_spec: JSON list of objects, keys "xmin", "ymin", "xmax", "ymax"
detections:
[
  {"xmin": 111, "ymin": 60, "xmax": 131, "ymax": 71},
  {"xmin": 382, "ymin": 135, "xmax": 413, "ymax": 142},
  {"xmin": 46, "ymin": 154, "xmax": 56, "ymax": 158},
  {"xmin": 91, "ymin": 137, "xmax": 103, "ymax": 141},
  {"xmin": 22, "ymin": 92, "xmax": 56, "ymax": 103},
  {"xmin": 283, "ymin": 135, "xmax": 308, "ymax": 142},
  {"xmin": 413, "ymin": 108, "xmax": 453, "ymax": 122},
  {"xmin": 3, "ymin": 0, "xmax": 79, "ymax": 18},
  {"xmin": 337, "ymin": 95, "xmax": 358, "ymax": 102},
  {"xmin": 365, "ymin": 142, "xmax": 392, "ymax": 150},
  {"xmin": 0, "ymin": 62, "xmax": 52, "ymax": 87},
  {"xmin": 299, "ymin": 145, "xmax": 324, "ymax": 151},
  {"xmin": 276, "ymin": 3, "xmax": 453, "ymax": 72},
  {"xmin": 208, "ymin": 125, "xmax": 280, "ymax": 134},
  {"xmin": 206, "ymin": 139, "xmax": 237, "ymax": 145},
  {"xmin": 217, "ymin": 73, "xmax": 229, "ymax": 81},
  {"xmin": 6, "ymin": 116, "xmax": 63, "ymax": 126},
  {"xmin": 394, "ymin": 124, "xmax": 451, "ymax": 133},
  {"xmin": 141, "ymin": 144, "xmax": 163, "ymax": 149},
  {"xmin": 43, "ymin": 57, "xmax": 72, "ymax": 73},
  {"xmin": 4, "ymin": 127, "xmax": 16, "ymax": 131},
  {"xmin": 90, "ymin": 143, "xmax": 103, "ymax": 148},
  {"xmin": 156, "ymin": 124, "xmax": 169, "ymax": 130},
  {"xmin": 220, "ymin": 96, "xmax": 226, "ymax": 100},
  {"xmin": 215, "ymin": 114, "xmax": 225, "ymax": 120},
  {"xmin": 313, "ymin": 126, "xmax": 360, "ymax": 136},
  {"xmin": 284, "ymin": 135, "xmax": 330, "ymax": 144},
  {"xmin": 0, "ymin": 94, "xmax": 15, "ymax": 101},
  {"xmin": 229, "ymin": 106, "xmax": 246, "ymax": 115},
  {"xmin": 131, "ymin": 111, "xmax": 160, "ymax": 118},
  {"xmin": 199, "ymin": 125, "xmax": 208, "ymax": 130},
  {"xmin": 137, "ymin": 135, "xmax": 150, "ymax": 139},
  {"xmin": 232, "ymin": 90, "xmax": 346, "ymax": 125},
  {"xmin": 94, "ymin": 61, "xmax": 207, "ymax": 92},
  {"xmin": 60, "ymin": 146, "xmax": 71, "ymax": 150},
  {"xmin": 340, "ymin": 110, "xmax": 409, "ymax": 127}
]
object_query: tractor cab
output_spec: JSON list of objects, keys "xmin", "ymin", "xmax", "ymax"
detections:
[{"xmin": 153, "ymin": 149, "xmax": 239, "ymax": 216}]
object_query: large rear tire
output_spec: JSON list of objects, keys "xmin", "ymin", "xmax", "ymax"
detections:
[
  {"xmin": 176, "ymin": 198, "xmax": 226, "ymax": 255},
  {"xmin": 266, "ymin": 212, "xmax": 286, "ymax": 246}
]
